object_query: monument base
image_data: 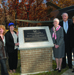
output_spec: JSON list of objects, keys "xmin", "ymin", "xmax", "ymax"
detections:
[
  {"xmin": 21, "ymin": 71, "xmax": 49, "ymax": 75},
  {"xmin": 20, "ymin": 48, "xmax": 52, "ymax": 74}
]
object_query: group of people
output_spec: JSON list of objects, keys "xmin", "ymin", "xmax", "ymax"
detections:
[
  {"xmin": 0, "ymin": 12, "xmax": 74, "ymax": 75},
  {"xmin": 51, "ymin": 13, "xmax": 74, "ymax": 72},
  {"xmin": 0, "ymin": 23, "xmax": 19, "ymax": 75}
]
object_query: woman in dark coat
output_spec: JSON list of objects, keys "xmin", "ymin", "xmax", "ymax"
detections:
[
  {"xmin": 5, "ymin": 23, "xmax": 19, "ymax": 73},
  {"xmin": 0, "ymin": 25, "xmax": 9, "ymax": 75},
  {"xmin": 51, "ymin": 18, "xmax": 65, "ymax": 72},
  {"xmin": 70, "ymin": 16, "xmax": 74, "ymax": 72}
]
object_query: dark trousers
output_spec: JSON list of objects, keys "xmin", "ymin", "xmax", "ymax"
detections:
[
  {"xmin": 72, "ymin": 48, "xmax": 74, "ymax": 57},
  {"xmin": 62, "ymin": 44, "xmax": 72, "ymax": 68},
  {"xmin": 0, "ymin": 59, "xmax": 9, "ymax": 75},
  {"xmin": 8, "ymin": 49, "xmax": 18, "ymax": 70}
]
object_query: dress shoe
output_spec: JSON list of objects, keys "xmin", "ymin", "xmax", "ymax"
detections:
[
  {"xmin": 72, "ymin": 70, "xmax": 74, "ymax": 72},
  {"xmin": 58, "ymin": 70, "xmax": 61, "ymax": 72},
  {"xmin": 54, "ymin": 68, "xmax": 58, "ymax": 71},
  {"xmin": 72, "ymin": 68, "xmax": 74, "ymax": 72}
]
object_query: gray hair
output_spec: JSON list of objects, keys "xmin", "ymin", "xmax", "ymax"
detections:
[
  {"xmin": 53, "ymin": 18, "xmax": 59, "ymax": 23},
  {"xmin": 61, "ymin": 13, "xmax": 68, "ymax": 17}
]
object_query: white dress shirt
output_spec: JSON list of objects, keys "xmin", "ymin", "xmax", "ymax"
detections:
[{"xmin": 63, "ymin": 21, "xmax": 68, "ymax": 33}]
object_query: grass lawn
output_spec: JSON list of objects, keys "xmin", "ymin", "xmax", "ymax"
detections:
[{"xmin": 32, "ymin": 61, "xmax": 69, "ymax": 75}]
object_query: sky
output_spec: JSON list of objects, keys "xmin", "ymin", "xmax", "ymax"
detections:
[
  {"xmin": 19, "ymin": 0, "xmax": 47, "ymax": 3},
  {"xmin": 43, "ymin": 0, "xmax": 47, "ymax": 3},
  {"xmin": 1, "ymin": 0, "xmax": 47, "ymax": 3}
]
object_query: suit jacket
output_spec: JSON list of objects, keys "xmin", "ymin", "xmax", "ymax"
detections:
[
  {"xmin": 59, "ymin": 20, "xmax": 72, "ymax": 46},
  {"xmin": 5, "ymin": 30, "xmax": 18, "ymax": 53},
  {"xmin": 70, "ymin": 23, "xmax": 74, "ymax": 48}
]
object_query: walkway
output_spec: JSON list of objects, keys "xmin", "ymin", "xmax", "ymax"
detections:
[
  {"xmin": 52, "ymin": 52, "xmax": 74, "ymax": 75},
  {"xmin": 61, "ymin": 69, "xmax": 74, "ymax": 75}
]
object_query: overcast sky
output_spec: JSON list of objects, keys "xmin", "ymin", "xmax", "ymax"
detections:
[{"xmin": 2, "ymin": 0, "xmax": 47, "ymax": 3}]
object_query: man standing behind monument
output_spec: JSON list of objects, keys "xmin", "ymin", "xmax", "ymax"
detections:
[{"xmin": 59, "ymin": 13, "xmax": 72, "ymax": 69}]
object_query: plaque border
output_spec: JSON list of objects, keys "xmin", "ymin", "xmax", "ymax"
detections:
[{"xmin": 18, "ymin": 26, "xmax": 54, "ymax": 50}]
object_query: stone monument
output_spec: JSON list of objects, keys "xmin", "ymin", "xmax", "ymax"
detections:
[{"xmin": 18, "ymin": 26, "xmax": 54, "ymax": 75}]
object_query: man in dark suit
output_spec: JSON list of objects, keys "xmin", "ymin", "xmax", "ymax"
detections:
[{"xmin": 59, "ymin": 13, "xmax": 72, "ymax": 69}]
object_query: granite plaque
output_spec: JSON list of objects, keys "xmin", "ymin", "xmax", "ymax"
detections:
[{"xmin": 23, "ymin": 29, "xmax": 48, "ymax": 42}]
